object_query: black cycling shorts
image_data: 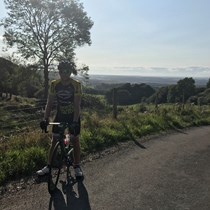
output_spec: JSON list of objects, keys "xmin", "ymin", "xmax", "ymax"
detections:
[{"xmin": 52, "ymin": 115, "xmax": 81, "ymax": 135}]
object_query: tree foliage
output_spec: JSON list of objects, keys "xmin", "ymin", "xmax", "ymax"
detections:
[
  {"xmin": 1, "ymin": 0, "xmax": 93, "ymax": 98},
  {"xmin": 147, "ymin": 77, "xmax": 196, "ymax": 104},
  {"xmin": 0, "ymin": 57, "xmax": 16, "ymax": 96},
  {"xmin": 207, "ymin": 78, "xmax": 210, "ymax": 88},
  {"xmin": 167, "ymin": 85, "xmax": 179, "ymax": 103},
  {"xmin": 151, "ymin": 86, "xmax": 169, "ymax": 104},
  {"xmin": 0, "ymin": 57, "xmax": 42, "ymax": 98},
  {"xmin": 106, "ymin": 83, "xmax": 155, "ymax": 105},
  {"xmin": 176, "ymin": 77, "xmax": 195, "ymax": 103}
]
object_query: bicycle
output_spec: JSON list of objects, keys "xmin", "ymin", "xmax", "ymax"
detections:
[{"xmin": 44, "ymin": 122, "xmax": 78, "ymax": 194}]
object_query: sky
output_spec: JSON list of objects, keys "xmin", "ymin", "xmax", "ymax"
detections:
[{"xmin": 1, "ymin": 0, "xmax": 210, "ymax": 77}]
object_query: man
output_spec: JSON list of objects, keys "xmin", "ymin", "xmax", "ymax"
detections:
[{"xmin": 36, "ymin": 61, "xmax": 83, "ymax": 178}]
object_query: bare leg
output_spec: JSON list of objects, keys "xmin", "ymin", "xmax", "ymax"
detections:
[
  {"xmin": 36, "ymin": 134, "xmax": 59, "ymax": 175},
  {"xmin": 48, "ymin": 134, "xmax": 59, "ymax": 165},
  {"xmin": 73, "ymin": 136, "xmax": 81, "ymax": 165}
]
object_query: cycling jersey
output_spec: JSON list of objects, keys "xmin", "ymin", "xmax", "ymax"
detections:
[
  {"xmin": 49, "ymin": 78, "xmax": 82, "ymax": 134},
  {"xmin": 49, "ymin": 78, "xmax": 81, "ymax": 116}
]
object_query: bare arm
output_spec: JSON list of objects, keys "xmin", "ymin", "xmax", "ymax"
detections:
[
  {"xmin": 44, "ymin": 94, "xmax": 54, "ymax": 121},
  {"xmin": 73, "ymin": 94, "xmax": 81, "ymax": 122}
]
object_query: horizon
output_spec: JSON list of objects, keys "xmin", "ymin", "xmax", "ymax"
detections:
[
  {"xmin": 84, "ymin": 74, "xmax": 209, "ymax": 87},
  {"xmin": 86, "ymin": 65, "xmax": 210, "ymax": 78},
  {"xmin": 88, "ymin": 73, "xmax": 208, "ymax": 79}
]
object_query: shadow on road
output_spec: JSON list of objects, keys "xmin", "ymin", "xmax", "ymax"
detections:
[
  {"xmin": 121, "ymin": 122, "xmax": 146, "ymax": 149},
  {"xmin": 48, "ymin": 180, "xmax": 91, "ymax": 210},
  {"xmin": 34, "ymin": 173, "xmax": 48, "ymax": 184}
]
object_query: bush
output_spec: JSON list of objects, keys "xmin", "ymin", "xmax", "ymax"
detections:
[
  {"xmin": 81, "ymin": 94, "xmax": 105, "ymax": 110},
  {"xmin": 0, "ymin": 147, "xmax": 46, "ymax": 185},
  {"xmin": 1, "ymin": 103, "xmax": 210, "ymax": 185}
]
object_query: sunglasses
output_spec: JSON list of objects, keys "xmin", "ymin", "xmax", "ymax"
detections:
[{"xmin": 59, "ymin": 69, "xmax": 71, "ymax": 74}]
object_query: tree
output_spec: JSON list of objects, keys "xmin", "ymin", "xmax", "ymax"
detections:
[
  {"xmin": 167, "ymin": 85, "xmax": 179, "ymax": 103},
  {"xmin": 117, "ymin": 89, "xmax": 131, "ymax": 105},
  {"xmin": 131, "ymin": 83, "xmax": 155, "ymax": 103},
  {"xmin": 0, "ymin": 57, "xmax": 42, "ymax": 98},
  {"xmin": 154, "ymin": 86, "xmax": 169, "ymax": 104},
  {"xmin": 1, "ymin": 0, "xmax": 93, "ymax": 98},
  {"xmin": 14, "ymin": 64, "xmax": 43, "ymax": 97},
  {"xmin": 105, "ymin": 83, "xmax": 155, "ymax": 105},
  {"xmin": 207, "ymin": 78, "xmax": 210, "ymax": 88},
  {"xmin": 0, "ymin": 57, "xmax": 17, "ymax": 98},
  {"xmin": 176, "ymin": 77, "xmax": 195, "ymax": 103}
]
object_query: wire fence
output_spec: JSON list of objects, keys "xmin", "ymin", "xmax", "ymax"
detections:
[
  {"xmin": 0, "ymin": 101, "xmax": 50, "ymax": 138},
  {"xmin": 0, "ymin": 100, "xmax": 82, "ymax": 138},
  {"xmin": 0, "ymin": 95, "xmax": 109, "ymax": 139}
]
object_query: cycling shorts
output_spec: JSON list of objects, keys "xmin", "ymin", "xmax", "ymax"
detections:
[{"xmin": 52, "ymin": 114, "xmax": 81, "ymax": 135}]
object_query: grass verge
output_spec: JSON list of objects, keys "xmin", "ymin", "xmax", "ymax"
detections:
[{"xmin": 1, "ymin": 104, "xmax": 210, "ymax": 185}]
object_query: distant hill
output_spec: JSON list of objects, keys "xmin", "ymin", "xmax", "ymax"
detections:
[
  {"xmin": 88, "ymin": 74, "xmax": 208, "ymax": 88},
  {"xmin": 46, "ymin": 71, "xmax": 209, "ymax": 88}
]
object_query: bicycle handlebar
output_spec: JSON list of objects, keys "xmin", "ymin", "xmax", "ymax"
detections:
[
  {"xmin": 42, "ymin": 122, "xmax": 74, "ymax": 133},
  {"xmin": 48, "ymin": 122, "xmax": 61, "ymax": 125}
]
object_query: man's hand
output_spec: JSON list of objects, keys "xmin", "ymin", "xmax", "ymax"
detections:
[
  {"xmin": 40, "ymin": 120, "xmax": 49, "ymax": 132},
  {"xmin": 71, "ymin": 122, "xmax": 80, "ymax": 136}
]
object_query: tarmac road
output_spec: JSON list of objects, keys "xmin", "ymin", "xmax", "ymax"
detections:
[{"xmin": 1, "ymin": 126, "xmax": 210, "ymax": 210}]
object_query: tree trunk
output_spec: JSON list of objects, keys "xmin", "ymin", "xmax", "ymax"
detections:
[
  {"xmin": 182, "ymin": 92, "xmax": 185, "ymax": 109},
  {"xmin": 113, "ymin": 88, "xmax": 118, "ymax": 119},
  {"xmin": 43, "ymin": 63, "xmax": 49, "ymax": 99}
]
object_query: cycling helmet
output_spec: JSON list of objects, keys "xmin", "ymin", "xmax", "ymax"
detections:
[
  {"xmin": 58, "ymin": 61, "xmax": 75, "ymax": 71},
  {"xmin": 58, "ymin": 61, "xmax": 77, "ymax": 75}
]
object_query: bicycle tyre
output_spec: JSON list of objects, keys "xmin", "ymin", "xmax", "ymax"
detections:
[
  {"xmin": 67, "ymin": 147, "xmax": 74, "ymax": 166},
  {"xmin": 48, "ymin": 142, "xmax": 64, "ymax": 194}
]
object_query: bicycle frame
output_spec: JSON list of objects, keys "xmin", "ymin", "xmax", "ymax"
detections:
[
  {"xmin": 47, "ymin": 122, "xmax": 75, "ymax": 194},
  {"xmin": 50, "ymin": 122, "xmax": 73, "ymax": 164}
]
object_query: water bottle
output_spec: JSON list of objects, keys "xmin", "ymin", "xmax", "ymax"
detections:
[{"xmin": 64, "ymin": 134, "xmax": 70, "ymax": 147}]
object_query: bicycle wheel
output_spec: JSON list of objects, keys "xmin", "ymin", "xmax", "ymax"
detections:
[
  {"xmin": 67, "ymin": 147, "xmax": 74, "ymax": 166},
  {"xmin": 65, "ymin": 146, "xmax": 74, "ymax": 182},
  {"xmin": 48, "ymin": 142, "xmax": 64, "ymax": 194}
]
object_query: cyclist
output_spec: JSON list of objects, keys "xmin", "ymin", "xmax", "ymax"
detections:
[{"xmin": 36, "ymin": 61, "xmax": 83, "ymax": 178}]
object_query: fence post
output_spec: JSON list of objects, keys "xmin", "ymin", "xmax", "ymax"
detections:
[{"xmin": 113, "ymin": 88, "xmax": 118, "ymax": 119}]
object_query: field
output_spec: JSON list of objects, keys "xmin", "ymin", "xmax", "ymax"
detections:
[
  {"xmin": 1, "ymin": 95, "xmax": 210, "ymax": 186},
  {"xmin": 88, "ymin": 74, "xmax": 208, "ymax": 87}
]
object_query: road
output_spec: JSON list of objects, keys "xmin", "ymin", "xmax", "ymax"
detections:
[{"xmin": 1, "ymin": 126, "xmax": 210, "ymax": 210}]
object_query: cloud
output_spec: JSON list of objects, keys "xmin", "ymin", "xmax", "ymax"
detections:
[
  {"xmin": 168, "ymin": 67, "xmax": 210, "ymax": 77},
  {"xmin": 89, "ymin": 65, "xmax": 210, "ymax": 77}
]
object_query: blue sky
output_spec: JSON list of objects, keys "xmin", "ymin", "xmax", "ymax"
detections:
[{"xmin": 1, "ymin": 0, "xmax": 210, "ymax": 77}]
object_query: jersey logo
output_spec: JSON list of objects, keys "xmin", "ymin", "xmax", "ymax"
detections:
[{"xmin": 57, "ymin": 90, "xmax": 73, "ymax": 103}]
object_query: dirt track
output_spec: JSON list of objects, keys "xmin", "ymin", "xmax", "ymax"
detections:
[{"xmin": 1, "ymin": 126, "xmax": 210, "ymax": 210}]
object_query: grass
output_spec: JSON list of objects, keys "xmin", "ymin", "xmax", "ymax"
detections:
[
  {"xmin": 0, "ymin": 96, "xmax": 42, "ymax": 136},
  {"xmin": 1, "ymin": 103, "xmax": 210, "ymax": 185}
]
